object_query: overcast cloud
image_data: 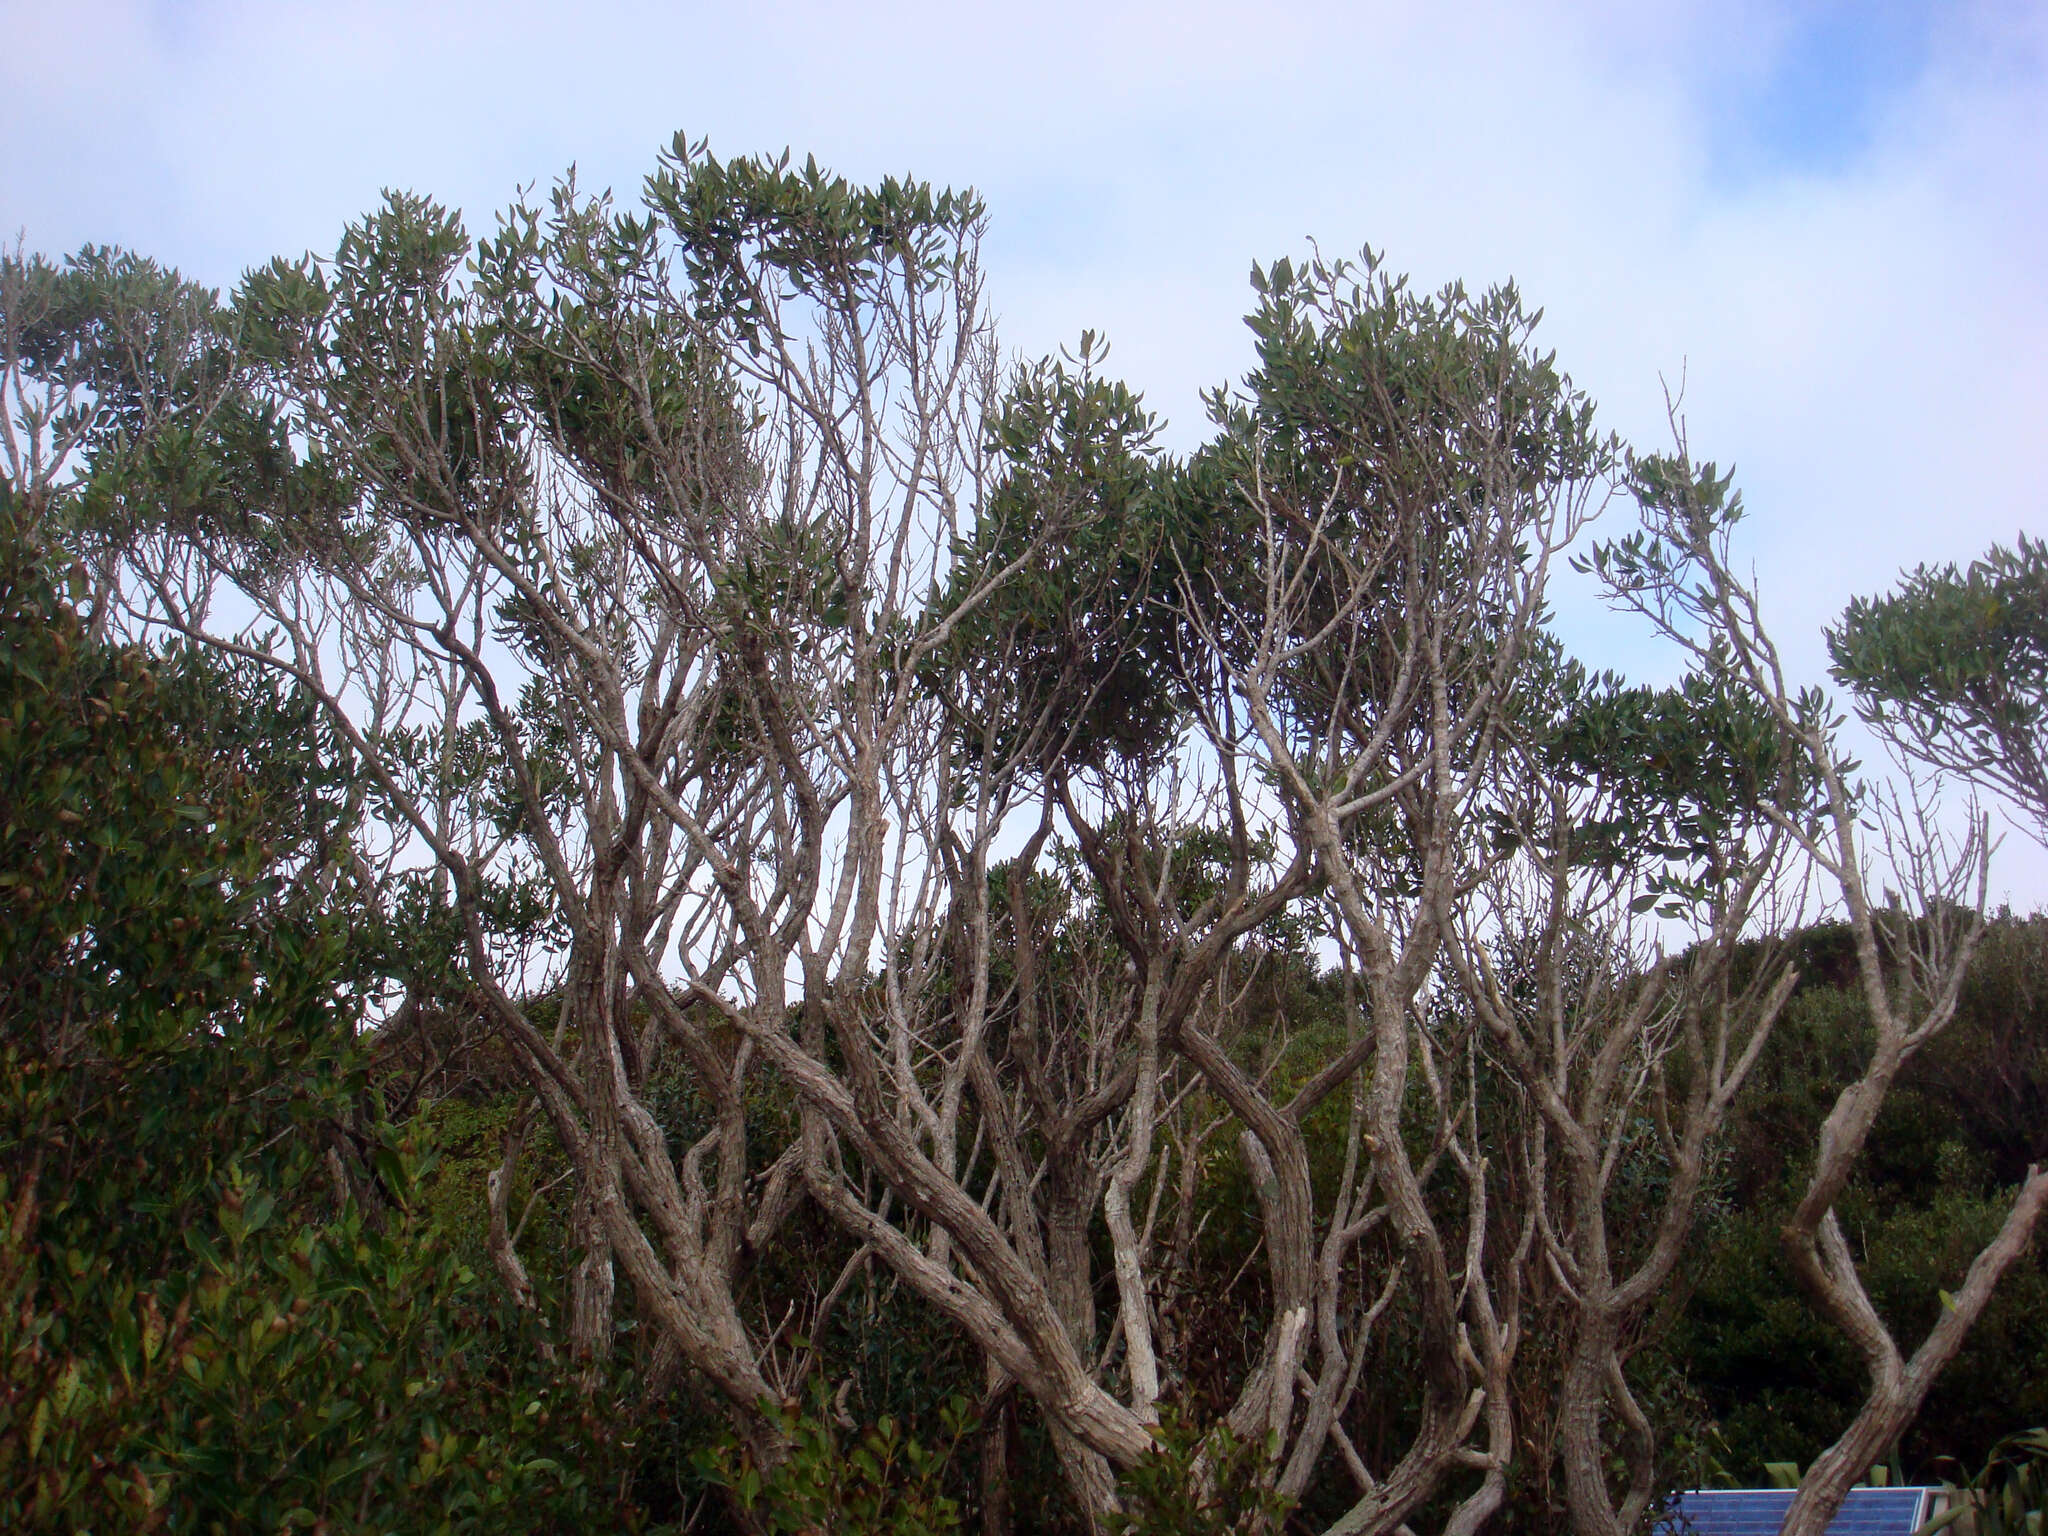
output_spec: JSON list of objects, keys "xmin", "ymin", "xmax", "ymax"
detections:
[{"xmin": 5, "ymin": 0, "xmax": 2045, "ymax": 900}]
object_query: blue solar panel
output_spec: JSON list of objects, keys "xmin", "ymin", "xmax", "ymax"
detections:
[{"xmin": 1657, "ymin": 1486, "xmax": 1939, "ymax": 1536}]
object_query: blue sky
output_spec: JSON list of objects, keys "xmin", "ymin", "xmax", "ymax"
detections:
[
  {"xmin": 4, "ymin": 0, "xmax": 2046, "ymax": 898},
  {"xmin": 1712, "ymin": 0, "xmax": 1944, "ymax": 176}
]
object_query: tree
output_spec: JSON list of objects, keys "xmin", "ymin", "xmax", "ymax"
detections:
[
  {"xmin": 13, "ymin": 139, "xmax": 2042, "ymax": 1535},
  {"xmin": 1829, "ymin": 534, "xmax": 2048, "ymax": 836},
  {"xmin": 1448, "ymin": 667, "xmax": 1809, "ymax": 1536},
  {"xmin": 95, "ymin": 144, "xmax": 1173, "ymax": 1511},
  {"xmin": 1592, "ymin": 450, "xmax": 2048, "ymax": 1536},
  {"xmin": 1157, "ymin": 254, "xmax": 1815, "ymax": 1536}
]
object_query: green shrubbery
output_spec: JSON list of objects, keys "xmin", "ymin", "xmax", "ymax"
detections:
[
  {"xmin": 1651, "ymin": 921, "xmax": 2048, "ymax": 1487},
  {"xmin": 4, "ymin": 156, "xmax": 2045, "ymax": 1535},
  {"xmin": 0, "ymin": 509, "xmax": 643, "ymax": 1532}
]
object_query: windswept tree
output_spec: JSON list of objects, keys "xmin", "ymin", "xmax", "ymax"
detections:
[
  {"xmin": 8, "ymin": 141, "xmax": 2044, "ymax": 1536},
  {"xmin": 84, "ymin": 143, "xmax": 1175, "ymax": 1502},
  {"xmin": 1116, "ymin": 254, "xmax": 1820, "ymax": 1536},
  {"xmin": 1451, "ymin": 666, "xmax": 1811, "ymax": 1536},
  {"xmin": 1592, "ymin": 454, "xmax": 2048, "ymax": 1536}
]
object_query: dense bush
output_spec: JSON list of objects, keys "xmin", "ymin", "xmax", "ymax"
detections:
[{"xmin": 0, "ymin": 507, "xmax": 646, "ymax": 1532}]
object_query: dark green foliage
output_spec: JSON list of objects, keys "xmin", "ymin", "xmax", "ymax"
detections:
[
  {"xmin": 647, "ymin": 136, "xmax": 986, "ymax": 321},
  {"xmin": 1105, "ymin": 1404, "xmax": 1292, "ymax": 1536},
  {"xmin": 701, "ymin": 1389, "xmax": 978, "ymax": 1536},
  {"xmin": 1830, "ymin": 536, "xmax": 2048, "ymax": 829},
  {"xmin": 1164, "ymin": 248, "xmax": 1614, "ymax": 857},
  {"xmin": 1232, "ymin": 251, "xmax": 1605, "ymax": 523},
  {"xmin": 10, "ymin": 153, "xmax": 2048, "ymax": 1536},
  {"xmin": 1919, "ymin": 1428, "xmax": 2048, "ymax": 1536},
  {"xmin": 1655, "ymin": 915, "xmax": 2048, "ymax": 1487},
  {"xmin": 0, "ymin": 512, "xmax": 643, "ymax": 1531},
  {"xmin": 929, "ymin": 340, "xmax": 1181, "ymax": 772},
  {"xmin": 1533, "ymin": 661, "xmax": 1817, "ymax": 910},
  {"xmin": 0, "ymin": 245, "xmax": 339, "ymax": 587}
]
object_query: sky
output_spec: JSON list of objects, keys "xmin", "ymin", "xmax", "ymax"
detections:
[{"xmin": 5, "ymin": 0, "xmax": 2046, "ymax": 901}]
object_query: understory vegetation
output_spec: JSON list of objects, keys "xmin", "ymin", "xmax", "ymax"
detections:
[{"xmin": 2, "ymin": 138, "xmax": 2044, "ymax": 1535}]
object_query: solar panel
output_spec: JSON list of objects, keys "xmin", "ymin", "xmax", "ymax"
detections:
[{"xmin": 1657, "ymin": 1486, "xmax": 1942, "ymax": 1536}]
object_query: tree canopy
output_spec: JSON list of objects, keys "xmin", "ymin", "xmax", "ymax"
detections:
[
  {"xmin": 1829, "ymin": 534, "xmax": 2048, "ymax": 835},
  {"xmin": 2, "ymin": 140, "xmax": 2043, "ymax": 1536}
]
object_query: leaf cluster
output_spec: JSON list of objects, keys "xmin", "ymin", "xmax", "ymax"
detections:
[{"xmin": 1828, "ymin": 535, "xmax": 2048, "ymax": 831}]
